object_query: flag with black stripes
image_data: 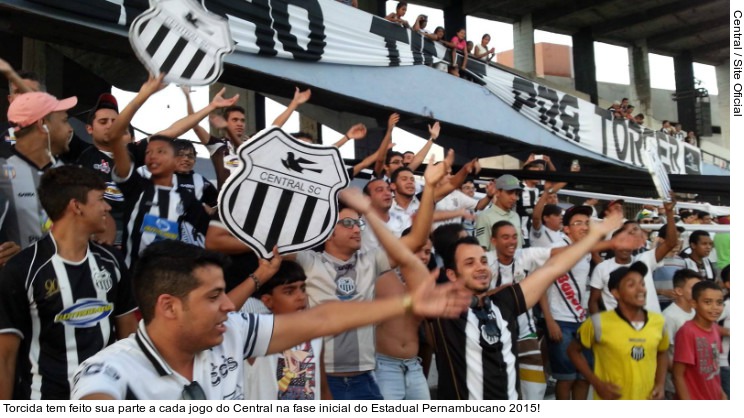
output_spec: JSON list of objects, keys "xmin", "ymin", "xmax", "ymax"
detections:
[
  {"xmin": 129, "ymin": 0, "xmax": 234, "ymax": 85},
  {"xmin": 218, "ymin": 127, "xmax": 349, "ymax": 259}
]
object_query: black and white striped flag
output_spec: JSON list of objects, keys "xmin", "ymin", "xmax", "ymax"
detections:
[
  {"xmin": 129, "ymin": 0, "xmax": 234, "ymax": 85},
  {"xmin": 218, "ymin": 127, "xmax": 350, "ymax": 258}
]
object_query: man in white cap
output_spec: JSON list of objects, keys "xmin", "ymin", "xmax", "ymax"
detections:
[
  {"xmin": 475, "ymin": 174, "xmax": 522, "ymax": 251},
  {"xmin": 0, "ymin": 91, "xmax": 76, "ymax": 254}
]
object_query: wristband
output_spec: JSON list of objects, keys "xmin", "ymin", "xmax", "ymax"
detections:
[{"xmin": 249, "ymin": 273, "xmax": 261, "ymax": 290}]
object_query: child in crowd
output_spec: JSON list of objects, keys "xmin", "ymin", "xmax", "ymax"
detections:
[
  {"xmin": 243, "ymin": 261, "xmax": 330, "ymax": 400},
  {"xmin": 718, "ymin": 266, "xmax": 730, "ymax": 398},
  {"xmin": 672, "ymin": 281, "xmax": 726, "ymax": 400},
  {"xmin": 662, "ymin": 269, "xmax": 701, "ymax": 399}
]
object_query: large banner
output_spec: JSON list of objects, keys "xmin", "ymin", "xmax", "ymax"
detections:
[{"xmin": 29, "ymin": 0, "xmax": 703, "ymax": 174}]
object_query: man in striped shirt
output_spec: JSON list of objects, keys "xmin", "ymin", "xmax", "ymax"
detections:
[{"xmin": 0, "ymin": 166, "xmax": 137, "ymax": 399}]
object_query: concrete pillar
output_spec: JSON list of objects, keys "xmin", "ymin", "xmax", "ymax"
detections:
[
  {"xmin": 513, "ymin": 14, "xmax": 536, "ymax": 75},
  {"xmin": 209, "ymin": 84, "xmax": 265, "ymax": 136},
  {"xmin": 572, "ymin": 27, "xmax": 598, "ymax": 104},
  {"xmin": 299, "ymin": 114, "xmax": 322, "ymax": 144},
  {"xmin": 443, "ymin": 1, "xmax": 466, "ymax": 39},
  {"xmin": 715, "ymin": 61, "xmax": 730, "ymax": 150},
  {"xmin": 673, "ymin": 51, "xmax": 696, "ymax": 135},
  {"xmin": 628, "ymin": 40, "xmax": 653, "ymax": 119}
]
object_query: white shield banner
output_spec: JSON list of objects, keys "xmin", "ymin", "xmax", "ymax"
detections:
[
  {"xmin": 218, "ymin": 127, "xmax": 349, "ymax": 258},
  {"xmin": 129, "ymin": 0, "xmax": 234, "ymax": 85}
]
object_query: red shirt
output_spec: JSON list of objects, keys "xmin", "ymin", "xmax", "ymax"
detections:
[{"xmin": 674, "ymin": 320, "xmax": 722, "ymax": 400}]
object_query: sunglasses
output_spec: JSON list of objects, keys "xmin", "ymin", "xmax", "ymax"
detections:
[
  {"xmin": 337, "ymin": 217, "xmax": 366, "ymax": 230},
  {"xmin": 640, "ymin": 220, "xmax": 654, "ymax": 224},
  {"xmin": 181, "ymin": 381, "xmax": 206, "ymax": 400}
]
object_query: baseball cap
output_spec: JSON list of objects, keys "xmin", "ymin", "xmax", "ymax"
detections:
[
  {"xmin": 495, "ymin": 174, "xmax": 521, "ymax": 191},
  {"xmin": 636, "ymin": 209, "xmax": 654, "ymax": 221},
  {"xmin": 562, "ymin": 205, "xmax": 593, "ymax": 226},
  {"xmin": 87, "ymin": 93, "xmax": 119, "ymax": 123},
  {"xmin": 7, "ymin": 92, "xmax": 78, "ymax": 129},
  {"xmin": 608, "ymin": 261, "xmax": 649, "ymax": 291},
  {"xmin": 599, "ymin": 199, "xmax": 624, "ymax": 219}
]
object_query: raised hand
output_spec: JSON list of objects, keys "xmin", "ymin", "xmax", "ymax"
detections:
[
  {"xmin": 292, "ymin": 87, "xmax": 312, "ymax": 105},
  {"xmin": 345, "ymin": 123, "xmax": 367, "ymax": 140},
  {"xmin": 410, "ymin": 269, "xmax": 470, "ymax": 318},
  {"xmin": 422, "ymin": 155, "xmax": 446, "ymax": 186},
  {"xmin": 338, "ymin": 187, "xmax": 371, "ymax": 216},
  {"xmin": 428, "ymin": 121, "xmax": 440, "ymax": 140},
  {"xmin": 387, "ymin": 113, "xmax": 400, "ymax": 130},
  {"xmin": 255, "ymin": 246, "xmax": 282, "ymax": 283},
  {"xmin": 209, "ymin": 113, "xmax": 228, "ymax": 130},
  {"xmin": 140, "ymin": 73, "xmax": 168, "ymax": 97},
  {"xmin": 210, "ymin": 87, "xmax": 240, "ymax": 108}
]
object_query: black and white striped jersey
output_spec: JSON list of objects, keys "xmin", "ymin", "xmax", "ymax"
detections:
[
  {"xmin": 114, "ymin": 165, "xmax": 210, "ymax": 267},
  {"xmin": 0, "ymin": 147, "xmax": 57, "ymax": 249},
  {"xmin": 429, "ymin": 284, "xmax": 527, "ymax": 400},
  {"xmin": 0, "ymin": 234, "xmax": 137, "ymax": 399}
]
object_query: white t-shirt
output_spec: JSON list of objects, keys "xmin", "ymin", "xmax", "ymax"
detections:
[
  {"xmin": 547, "ymin": 238, "xmax": 592, "ymax": 323},
  {"xmin": 589, "ymin": 250, "xmax": 662, "ymax": 313},
  {"xmin": 71, "ymin": 314, "xmax": 274, "ymax": 400},
  {"xmin": 244, "ymin": 337, "xmax": 323, "ymax": 400},
  {"xmin": 486, "ymin": 247, "xmax": 551, "ymax": 339},
  {"xmin": 297, "ymin": 248, "xmax": 391, "ymax": 373},
  {"xmin": 529, "ymin": 224, "xmax": 564, "ymax": 248},
  {"xmin": 360, "ymin": 211, "xmax": 408, "ymax": 252},
  {"xmin": 389, "ymin": 196, "xmax": 420, "ymax": 231},
  {"xmin": 433, "ymin": 189, "xmax": 479, "ymax": 229},
  {"xmin": 662, "ymin": 303, "xmax": 696, "ymax": 392}
]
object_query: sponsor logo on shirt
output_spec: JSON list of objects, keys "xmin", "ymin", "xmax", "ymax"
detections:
[
  {"xmin": 2, "ymin": 163, "xmax": 15, "ymax": 179},
  {"xmin": 54, "ymin": 299, "xmax": 113, "ymax": 327},
  {"xmin": 104, "ymin": 182, "xmax": 124, "ymax": 202},
  {"xmin": 94, "ymin": 159, "xmax": 111, "ymax": 174},
  {"xmin": 44, "ymin": 278, "xmax": 60, "ymax": 299}
]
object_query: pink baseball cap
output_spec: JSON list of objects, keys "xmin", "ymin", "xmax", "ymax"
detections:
[{"xmin": 7, "ymin": 92, "xmax": 78, "ymax": 129}]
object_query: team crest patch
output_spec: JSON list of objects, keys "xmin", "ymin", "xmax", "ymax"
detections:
[
  {"xmin": 93, "ymin": 267, "xmax": 113, "ymax": 293},
  {"xmin": 631, "ymin": 345, "xmax": 645, "ymax": 361},
  {"xmin": 218, "ymin": 127, "xmax": 349, "ymax": 258},
  {"xmin": 129, "ymin": 0, "xmax": 234, "ymax": 85}
]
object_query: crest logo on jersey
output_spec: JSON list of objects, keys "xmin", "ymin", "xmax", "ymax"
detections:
[
  {"xmin": 631, "ymin": 345, "xmax": 645, "ymax": 361},
  {"xmin": 218, "ymin": 127, "xmax": 349, "ymax": 259},
  {"xmin": 129, "ymin": 0, "xmax": 234, "ymax": 85},
  {"xmin": 93, "ymin": 267, "xmax": 113, "ymax": 293},
  {"xmin": 54, "ymin": 299, "xmax": 114, "ymax": 328}
]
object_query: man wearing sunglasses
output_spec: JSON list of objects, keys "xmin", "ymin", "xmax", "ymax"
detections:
[
  {"xmin": 429, "ymin": 209, "xmax": 625, "ymax": 399},
  {"xmin": 70, "ymin": 215, "xmax": 469, "ymax": 400}
]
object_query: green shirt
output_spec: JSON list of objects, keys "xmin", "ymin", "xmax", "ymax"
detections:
[{"xmin": 474, "ymin": 204, "xmax": 522, "ymax": 250}]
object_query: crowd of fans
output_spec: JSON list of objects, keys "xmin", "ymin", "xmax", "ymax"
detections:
[{"xmin": 0, "ymin": 18, "xmax": 730, "ymax": 402}]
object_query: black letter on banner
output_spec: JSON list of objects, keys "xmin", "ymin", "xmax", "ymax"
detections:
[
  {"xmin": 270, "ymin": 0, "xmax": 326, "ymax": 60},
  {"xmin": 369, "ymin": 17, "xmax": 410, "ymax": 66},
  {"xmin": 594, "ymin": 107, "xmax": 612, "ymax": 155},
  {"xmin": 629, "ymin": 124, "xmax": 645, "ymax": 166},
  {"xmin": 653, "ymin": 130, "xmax": 672, "ymax": 173},
  {"xmin": 661, "ymin": 132, "xmax": 681, "ymax": 173},
  {"xmin": 204, "ymin": 0, "xmax": 277, "ymax": 56},
  {"xmin": 558, "ymin": 95, "xmax": 581, "ymax": 142},
  {"xmin": 512, "ymin": 78, "xmax": 538, "ymax": 112},
  {"xmin": 536, "ymin": 86, "xmax": 561, "ymax": 133},
  {"xmin": 422, "ymin": 38, "xmax": 437, "ymax": 65},
  {"xmin": 612, "ymin": 118, "xmax": 630, "ymax": 161}
]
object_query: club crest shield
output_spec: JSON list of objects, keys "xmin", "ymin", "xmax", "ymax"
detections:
[
  {"xmin": 129, "ymin": 0, "xmax": 234, "ymax": 85},
  {"xmin": 218, "ymin": 127, "xmax": 350, "ymax": 258}
]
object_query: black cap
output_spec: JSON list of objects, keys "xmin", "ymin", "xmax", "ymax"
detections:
[
  {"xmin": 562, "ymin": 205, "xmax": 593, "ymax": 226},
  {"xmin": 87, "ymin": 93, "xmax": 119, "ymax": 124},
  {"xmin": 608, "ymin": 261, "xmax": 649, "ymax": 291},
  {"xmin": 599, "ymin": 199, "xmax": 624, "ymax": 219},
  {"xmin": 657, "ymin": 223, "xmax": 684, "ymax": 240}
]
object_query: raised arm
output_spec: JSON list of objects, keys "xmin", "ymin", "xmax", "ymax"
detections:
[
  {"xmin": 108, "ymin": 73, "xmax": 167, "ymax": 178},
  {"xmin": 407, "ymin": 122, "xmax": 439, "ymax": 171},
  {"xmin": 333, "ymin": 123, "xmax": 367, "ymax": 148},
  {"xmin": 226, "ymin": 247, "xmax": 282, "ymax": 310},
  {"xmin": 272, "ymin": 87, "xmax": 311, "ymax": 128},
  {"xmin": 373, "ymin": 113, "xmax": 399, "ymax": 177},
  {"xmin": 532, "ymin": 181, "xmax": 566, "ymax": 230},
  {"xmin": 156, "ymin": 87, "xmax": 239, "ymax": 139},
  {"xmin": 0, "ymin": 58, "xmax": 37, "ymax": 94},
  {"xmin": 398, "ymin": 156, "xmax": 446, "ymax": 255},
  {"xmin": 181, "ymin": 86, "xmax": 211, "ymax": 145},
  {"xmin": 519, "ymin": 212, "xmax": 624, "ymax": 309},
  {"xmin": 654, "ymin": 199, "xmax": 678, "ymax": 262}
]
